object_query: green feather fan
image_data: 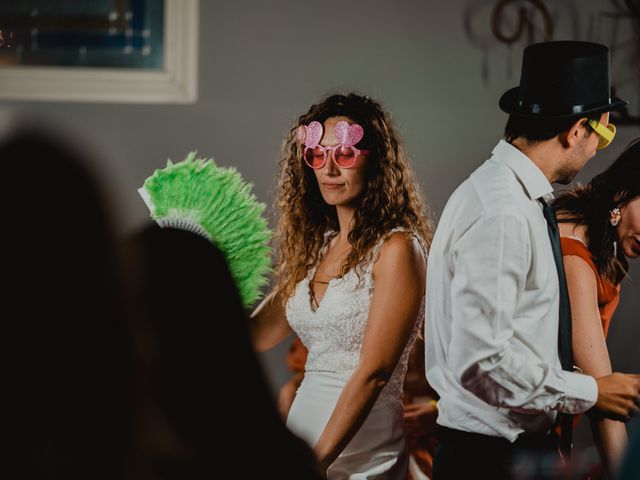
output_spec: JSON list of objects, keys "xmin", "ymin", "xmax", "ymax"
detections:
[{"xmin": 138, "ymin": 152, "xmax": 272, "ymax": 307}]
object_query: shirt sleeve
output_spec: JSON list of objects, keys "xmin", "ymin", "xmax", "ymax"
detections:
[{"xmin": 448, "ymin": 212, "xmax": 597, "ymax": 415}]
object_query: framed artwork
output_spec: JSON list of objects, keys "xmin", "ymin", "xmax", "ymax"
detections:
[{"xmin": 0, "ymin": 0, "xmax": 198, "ymax": 103}]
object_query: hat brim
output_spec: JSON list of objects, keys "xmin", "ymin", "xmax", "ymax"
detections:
[{"xmin": 499, "ymin": 86, "xmax": 628, "ymax": 119}]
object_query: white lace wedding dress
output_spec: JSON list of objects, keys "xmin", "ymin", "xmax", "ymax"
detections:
[{"xmin": 285, "ymin": 228, "xmax": 426, "ymax": 479}]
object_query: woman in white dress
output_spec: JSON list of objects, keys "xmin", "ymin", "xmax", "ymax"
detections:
[{"xmin": 251, "ymin": 93, "xmax": 434, "ymax": 479}]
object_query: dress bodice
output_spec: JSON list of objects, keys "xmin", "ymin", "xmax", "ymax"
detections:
[{"xmin": 285, "ymin": 228, "xmax": 426, "ymax": 406}]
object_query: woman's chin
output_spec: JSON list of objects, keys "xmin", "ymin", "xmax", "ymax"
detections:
[
  {"xmin": 320, "ymin": 189, "xmax": 362, "ymax": 208},
  {"xmin": 321, "ymin": 192, "xmax": 345, "ymax": 205}
]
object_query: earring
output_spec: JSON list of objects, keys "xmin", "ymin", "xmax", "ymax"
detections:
[
  {"xmin": 613, "ymin": 240, "xmax": 618, "ymax": 258},
  {"xmin": 609, "ymin": 207, "xmax": 621, "ymax": 227}
]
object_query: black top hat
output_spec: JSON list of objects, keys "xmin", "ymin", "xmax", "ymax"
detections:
[{"xmin": 499, "ymin": 41, "xmax": 627, "ymax": 118}]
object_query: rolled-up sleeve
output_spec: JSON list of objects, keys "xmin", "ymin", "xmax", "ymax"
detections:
[{"xmin": 448, "ymin": 212, "xmax": 597, "ymax": 415}]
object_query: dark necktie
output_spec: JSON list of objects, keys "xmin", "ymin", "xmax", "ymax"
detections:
[{"xmin": 539, "ymin": 198, "xmax": 574, "ymax": 455}]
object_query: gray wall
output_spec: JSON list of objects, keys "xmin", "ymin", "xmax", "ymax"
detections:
[{"xmin": 2, "ymin": 0, "xmax": 639, "ymax": 455}]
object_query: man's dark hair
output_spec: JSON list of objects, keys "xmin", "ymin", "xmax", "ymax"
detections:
[{"xmin": 504, "ymin": 114, "xmax": 600, "ymax": 143}]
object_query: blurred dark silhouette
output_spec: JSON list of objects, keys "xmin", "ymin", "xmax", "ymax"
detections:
[
  {"xmin": 126, "ymin": 225, "xmax": 322, "ymax": 479},
  {"xmin": 0, "ymin": 129, "xmax": 133, "ymax": 480}
]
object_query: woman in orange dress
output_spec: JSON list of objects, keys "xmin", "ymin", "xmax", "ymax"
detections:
[{"xmin": 553, "ymin": 140, "xmax": 640, "ymax": 478}]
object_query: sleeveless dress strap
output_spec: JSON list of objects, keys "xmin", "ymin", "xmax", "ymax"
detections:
[
  {"xmin": 560, "ymin": 237, "xmax": 599, "ymax": 278},
  {"xmin": 370, "ymin": 227, "xmax": 428, "ymax": 265}
]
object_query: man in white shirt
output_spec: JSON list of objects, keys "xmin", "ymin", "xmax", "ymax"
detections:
[{"xmin": 426, "ymin": 41, "xmax": 640, "ymax": 479}]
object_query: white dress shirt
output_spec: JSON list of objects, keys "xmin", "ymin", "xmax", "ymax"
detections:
[{"xmin": 425, "ymin": 140, "xmax": 598, "ymax": 442}]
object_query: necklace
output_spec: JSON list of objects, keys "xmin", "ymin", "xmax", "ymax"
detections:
[{"xmin": 309, "ymin": 272, "xmax": 339, "ymax": 311}]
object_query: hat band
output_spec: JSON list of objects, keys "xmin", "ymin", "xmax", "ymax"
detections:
[{"xmin": 518, "ymin": 98, "xmax": 612, "ymax": 116}]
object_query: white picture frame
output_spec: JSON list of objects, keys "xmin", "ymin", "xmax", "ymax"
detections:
[{"xmin": 0, "ymin": 0, "xmax": 199, "ymax": 104}]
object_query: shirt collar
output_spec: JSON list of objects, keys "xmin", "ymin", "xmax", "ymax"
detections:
[{"xmin": 491, "ymin": 139, "xmax": 554, "ymax": 201}]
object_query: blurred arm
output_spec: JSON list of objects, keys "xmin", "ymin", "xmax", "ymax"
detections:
[{"xmin": 250, "ymin": 290, "xmax": 292, "ymax": 352}]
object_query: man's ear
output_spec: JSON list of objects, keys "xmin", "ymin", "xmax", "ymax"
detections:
[{"xmin": 563, "ymin": 117, "xmax": 589, "ymax": 148}]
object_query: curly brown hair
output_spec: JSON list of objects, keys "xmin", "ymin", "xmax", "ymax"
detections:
[{"xmin": 272, "ymin": 93, "xmax": 434, "ymax": 303}]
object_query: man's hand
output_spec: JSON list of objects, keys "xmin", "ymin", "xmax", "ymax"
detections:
[{"xmin": 593, "ymin": 373, "xmax": 640, "ymax": 421}]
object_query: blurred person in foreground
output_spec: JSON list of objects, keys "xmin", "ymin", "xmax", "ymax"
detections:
[
  {"xmin": 0, "ymin": 129, "xmax": 132, "ymax": 480},
  {"xmin": 125, "ymin": 225, "xmax": 322, "ymax": 479}
]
